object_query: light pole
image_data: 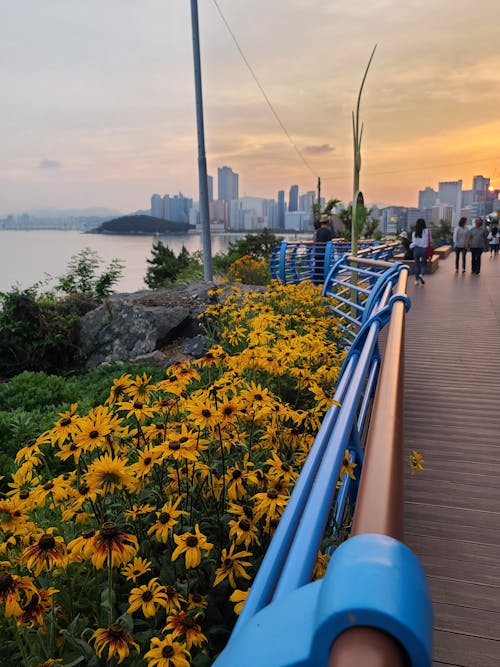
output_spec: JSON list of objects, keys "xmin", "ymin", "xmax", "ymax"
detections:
[{"xmin": 190, "ymin": 0, "xmax": 213, "ymax": 281}]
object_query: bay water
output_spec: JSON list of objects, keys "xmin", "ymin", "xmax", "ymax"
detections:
[{"xmin": 0, "ymin": 229, "xmax": 309, "ymax": 294}]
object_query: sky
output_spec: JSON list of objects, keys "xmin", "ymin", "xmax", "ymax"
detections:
[{"xmin": 1, "ymin": 0, "xmax": 500, "ymax": 216}]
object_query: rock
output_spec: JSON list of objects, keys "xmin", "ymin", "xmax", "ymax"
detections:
[
  {"xmin": 129, "ymin": 350, "xmax": 171, "ymax": 367},
  {"xmin": 180, "ymin": 336, "xmax": 210, "ymax": 358}
]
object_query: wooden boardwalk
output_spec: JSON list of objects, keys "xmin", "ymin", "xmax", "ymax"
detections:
[{"xmin": 403, "ymin": 250, "xmax": 500, "ymax": 666}]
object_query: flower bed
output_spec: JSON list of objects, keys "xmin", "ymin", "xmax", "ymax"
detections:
[{"xmin": 0, "ymin": 281, "xmax": 348, "ymax": 666}]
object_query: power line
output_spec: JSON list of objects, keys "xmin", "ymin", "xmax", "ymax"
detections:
[{"xmin": 210, "ymin": 0, "xmax": 318, "ymax": 179}]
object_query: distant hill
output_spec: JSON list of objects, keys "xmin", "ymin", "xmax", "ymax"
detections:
[
  {"xmin": 92, "ymin": 215, "xmax": 194, "ymax": 235},
  {"xmin": 26, "ymin": 206, "xmax": 123, "ymax": 218}
]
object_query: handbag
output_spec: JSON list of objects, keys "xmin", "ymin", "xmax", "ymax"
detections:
[{"xmin": 426, "ymin": 230, "xmax": 434, "ymax": 260}]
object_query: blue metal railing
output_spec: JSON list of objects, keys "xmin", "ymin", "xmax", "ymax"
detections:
[
  {"xmin": 214, "ymin": 258, "xmax": 432, "ymax": 667},
  {"xmin": 270, "ymin": 240, "xmax": 399, "ymax": 285}
]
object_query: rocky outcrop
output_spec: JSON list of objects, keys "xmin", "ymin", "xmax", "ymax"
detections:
[
  {"xmin": 76, "ymin": 282, "xmax": 216, "ymax": 368},
  {"xmin": 76, "ymin": 281, "xmax": 267, "ymax": 369}
]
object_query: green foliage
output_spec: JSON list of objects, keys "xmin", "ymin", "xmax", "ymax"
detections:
[
  {"xmin": 430, "ymin": 218, "xmax": 452, "ymax": 241},
  {"xmin": 144, "ymin": 242, "xmax": 196, "ymax": 289},
  {"xmin": 213, "ymin": 230, "xmax": 280, "ymax": 274},
  {"xmin": 338, "ymin": 204, "xmax": 378, "ymax": 240},
  {"xmin": 56, "ymin": 247, "xmax": 124, "ymax": 301},
  {"xmin": 0, "ymin": 286, "xmax": 80, "ymax": 378},
  {"xmin": 312, "ymin": 198, "xmax": 341, "ymax": 224}
]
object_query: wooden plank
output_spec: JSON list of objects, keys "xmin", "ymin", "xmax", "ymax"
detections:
[
  {"xmin": 418, "ymin": 554, "xmax": 500, "ymax": 588},
  {"xmin": 433, "ymin": 602, "xmax": 500, "ymax": 640},
  {"xmin": 433, "ymin": 631, "xmax": 500, "ymax": 667},
  {"xmin": 428, "ymin": 576, "xmax": 500, "ymax": 613}
]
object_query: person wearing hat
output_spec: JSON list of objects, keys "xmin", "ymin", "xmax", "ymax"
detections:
[{"xmin": 399, "ymin": 231, "xmax": 413, "ymax": 260}]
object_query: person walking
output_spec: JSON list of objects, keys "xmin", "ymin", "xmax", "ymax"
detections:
[
  {"xmin": 410, "ymin": 218, "xmax": 431, "ymax": 286},
  {"xmin": 469, "ymin": 217, "xmax": 488, "ymax": 275},
  {"xmin": 487, "ymin": 225, "xmax": 499, "ymax": 256},
  {"xmin": 453, "ymin": 217, "xmax": 470, "ymax": 273}
]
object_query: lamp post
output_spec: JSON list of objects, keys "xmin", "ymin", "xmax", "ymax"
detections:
[{"xmin": 190, "ymin": 0, "xmax": 213, "ymax": 281}]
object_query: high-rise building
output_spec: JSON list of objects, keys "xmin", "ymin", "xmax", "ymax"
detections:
[
  {"xmin": 277, "ymin": 190, "xmax": 285, "ymax": 230},
  {"xmin": 207, "ymin": 175, "xmax": 213, "ymax": 203},
  {"xmin": 289, "ymin": 185, "xmax": 299, "ymax": 212},
  {"xmin": 218, "ymin": 166, "xmax": 239, "ymax": 203},
  {"xmin": 151, "ymin": 194, "xmax": 163, "ymax": 218},
  {"xmin": 418, "ymin": 187, "xmax": 437, "ymax": 211},
  {"xmin": 438, "ymin": 180, "xmax": 462, "ymax": 226}
]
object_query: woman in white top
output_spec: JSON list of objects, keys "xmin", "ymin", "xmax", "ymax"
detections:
[
  {"xmin": 488, "ymin": 225, "xmax": 499, "ymax": 256},
  {"xmin": 410, "ymin": 218, "xmax": 431, "ymax": 286},
  {"xmin": 453, "ymin": 217, "xmax": 470, "ymax": 273}
]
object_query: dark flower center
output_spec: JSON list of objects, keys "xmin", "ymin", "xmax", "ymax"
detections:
[
  {"xmin": 89, "ymin": 430, "xmax": 99, "ymax": 439},
  {"xmin": 282, "ymin": 463, "xmax": 290, "ymax": 472},
  {"xmin": 186, "ymin": 536, "xmax": 198, "ymax": 547},
  {"xmin": 83, "ymin": 530, "xmax": 96, "ymax": 540},
  {"xmin": 343, "ymin": 458, "xmax": 349, "ymax": 467},
  {"xmin": 101, "ymin": 522, "xmax": 119, "ymax": 539},
  {"xmin": 19, "ymin": 491, "xmax": 30, "ymax": 500},
  {"xmin": 232, "ymin": 470, "xmax": 242, "ymax": 479},
  {"xmin": 239, "ymin": 519, "xmax": 251, "ymax": 531},
  {"xmin": 201, "ymin": 409, "xmax": 211, "ymax": 418},
  {"xmin": 60, "ymin": 417, "xmax": 72, "ymax": 427},
  {"xmin": 223, "ymin": 558, "xmax": 232, "ymax": 567},
  {"xmin": 143, "ymin": 457, "xmax": 152, "ymax": 466},
  {"xmin": 108, "ymin": 623, "xmax": 125, "ymax": 639},
  {"xmin": 191, "ymin": 593, "xmax": 202, "ymax": 603},
  {"xmin": 183, "ymin": 615, "xmax": 196, "ymax": 628},
  {"xmin": 179, "ymin": 436, "xmax": 188, "ymax": 444},
  {"xmin": 243, "ymin": 505, "xmax": 254, "ymax": 519},
  {"xmin": 223, "ymin": 406, "xmax": 234, "ymax": 416},
  {"xmin": 0, "ymin": 572, "xmax": 14, "ymax": 592},
  {"xmin": 70, "ymin": 443, "xmax": 78, "ymax": 451},
  {"xmin": 39, "ymin": 535, "xmax": 56, "ymax": 551},
  {"xmin": 78, "ymin": 484, "xmax": 90, "ymax": 496},
  {"xmin": 162, "ymin": 646, "xmax": 174, "ymax": 658},
  {"xmin": 267, "ymin": 489, "xmax": 278, "ymax": 499},
  {"xmin": 159, "ymin": 512, "xmax": 171, "ymax": 524},
  {"xmin": 43, "ymin": 482, "xmax": 54, "ymax": 491},
  {"xmin": 133, "ymin": 401, "xmax": 143, "ymax": 409},
  {"xmin": 254, "ymin": 394, "xmax": 263, "ymax": 401},
  {"xmin": 169, "ymin": 442, "xmax": 180, "ymax": 451},
  {"xmin": 142, "ymin": 590, "xmax": 153, "ymax": 602}
]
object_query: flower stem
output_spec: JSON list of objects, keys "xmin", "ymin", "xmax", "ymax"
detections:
[{"xmin": 10, "ymin": 620, "xmax": 29, "ymax": 667}]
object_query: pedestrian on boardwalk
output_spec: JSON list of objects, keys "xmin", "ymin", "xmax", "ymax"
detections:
[
  {"xmin": 399, "ymin": 231, "xmax": 413, "ymax": 259},
  {"xmin": 469, "ymin": 217, "xmax": 488, "ymax": 275},
  {"xmin": 313, "ymin": 214, "xmax": 333, "ymax": 284},
  {"xmin": 410, "ymin": 218, "xmax": 431, "ymax": 286},
  {"xmin": 453, "ymin": 217, "xmax": 470, "ymax": 273},
  {"xmin": 487, "ymin": 224, "xmax": 499, "ymax": 256}
]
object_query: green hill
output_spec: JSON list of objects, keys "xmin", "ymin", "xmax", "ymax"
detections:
[{"xmin": 93, "ymin": 215, "xmax": 194, "ymax": 235}]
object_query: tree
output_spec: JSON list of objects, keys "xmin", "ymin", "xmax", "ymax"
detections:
[
  {"xmin": 56, "ymin": 248, "xmax": 124, "ymax": 302},
  {"xmin": 312, "ymin": 198, "xmax": 342, "ymax": 227},
  {"xmin": 144, "ymin": 242, "xmax": 191, "ymax": 289},
  {"xmin": 338, "ymin": 204, "xmax": 378, "ymax": 240}
]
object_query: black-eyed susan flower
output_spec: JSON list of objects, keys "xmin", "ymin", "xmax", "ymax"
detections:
[
  {"xmin": 106, "ymin": 373, "xmax": 132, "ymax": 404},
  {"xmin": 187, "ymin": 591, "xmax": 208, "ymax": 611},
  {"xmin": 171, "ymin": 525, "xmax": 213, "ymax": 569},
  {"xmin": 0, "ymin": 498, "xmax": 27, "ymax": 532},
  {"xmin": 49, "ymin": 403, "xmax": 80, "ymax": 445},
  {"xmin": 84, "ymin": 454, "xmax": 135, "ymax": 495},
  {"xmin": 164, "ymin": 611, "xmax": 207, "ymax": 649},
  {"xmin": 91, "ymin": 522, "xmax": 138, "ymax": 569},
  {"xmin": 162, "ymin": 585, "xmax": 185, "ymax": 613},
  {"xmin": 20, "ymin": 532, "xmax": 68, "ymax": 576},
  {"xmin": 252, "ymin": 485, "xmax": 289, "ymax": 521},
  {"xmin": 128, "ymin": 578, "xmax": 170, "ymax": 618},
  {"xmin": 17, "ymin": 586, "xmax": 58, "ymax": 628},
  {"xmin": 214, "ymin": 543, "xmax": 252, "ymax": 588},
  {"xmin": 265, "ymin": 452, "xmax": 298, "ymax": 485},
  {"xmin": 73, "ymin": 406, "xmax": 114, "ymax": 452},
  {"xmin": 409, "ymin": 450, "xmax": 424, "ymax": 475},
  {"xmin": 144, "ymin": 635, "xmax": 191, "ymax": 667},
  {"xmin": 339, "ymin": 450, "xmax": 357, "ymax": 481},
  {"xmin": 186, "ymin": 398, "xmax": 218, "ymax": 430},
  {"xmin": 228, "ymin": 516, "xmax": 260, "ymax": 550},
  {"xmin": 0, "ymin": 571, "xmax": 38, "ymax": 618},
  {"xmin": 147, "ymin": 496, "xmax": 187, "ymax": 543},
  {"xmin": 121, "ymin": 556, "xmax": 152, "ymax": 582},
  {"xmin": 313, "ymin": 551, "xmax": 331, "ymax": 580},
  {"xmin": 91, "ymin": 623, "xmax": 139, "ymax": 664},
  {"xmin": 230, "ymin": 588, "xmax": 249, "ymax": 615},
  {"xmin": 125, "ymin": 372, "xmax": 155, "ymax": 402},
  {"xmin": 67, "ymin": 529, "xmax": 96, "ymax": 563}
]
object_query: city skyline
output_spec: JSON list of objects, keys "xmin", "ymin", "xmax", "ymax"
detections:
[{"xmin": 1, "ymin": 1, "xmax": 500, "ymax": 216}]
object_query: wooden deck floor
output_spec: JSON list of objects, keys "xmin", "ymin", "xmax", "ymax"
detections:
[{"xmin": 403, "ymin": 251, "xmax": 500, "ymax": 666}]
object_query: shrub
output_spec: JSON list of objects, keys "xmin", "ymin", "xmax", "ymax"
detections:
[
  {"xmin": 56, "ymin": 247, "xmax": 124, "ymax": 301},
  {"xmin": 144, "ymin": 243, "xmax": 194, "ymax": 289},
  {"xmin": 226, "ymin": 255, "xmax": 270, "ymax": 285}
]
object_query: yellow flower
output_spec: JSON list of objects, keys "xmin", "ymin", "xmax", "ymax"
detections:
[
  {"xmin": 147, "ymin": 497, "xmax": 187, "ymax": 543},
  {"xmin": 186, "ymin": 398, "xmax": 218, "ymax": 430},
  {"xmin": 172, "ymin": 524, "xmax": 213, "ymax": 569},
  {"xmin": 409, "ymin": 450, "xmax": 424, "ymax": 475},
  {"xmin": 67, "ymin": 529, "xmax": 97, "ymax": 562},
  {"xmin": 164, "ymin": 611, "xmax": 207, "ymax": 649},
  {"xmin": 20, "ymin": 533, "xmax": 68, "ymax": 576},
  {"xmin": 121, "ymin": 556, "xmax": 152, "ymax": 582},
  {"xmin": 144, "ymin": 635, "xmax": 191, "ymax": 667},
  {"xmin": 17, "ymin": 586, "xmax": 58, "ymax": 628},
  {"xmin": 230, "ymin": 588, "xmax": 249, "ymax": 615},
  {"xmin": 91, "ymin": 623, "xmax": 139, "ymax": 664},
  {"xmin": 49, "ymin": 403, "xmax": 80, "ymax": 445},
  {"xmin": 91, "ymin": 522, "xmax": 138, "ymax": 569},
  {"xmin": 125, "ymin": 372, "xmax": 155, "ymax": 401},
  {"xmin": 0, "ymin": 571, "xmax": 38, "ymax": 618},
  {"xmin": 228, "ymin": 516, "xmax": 260, "ymax": 550},
  {"xmin": 214, "ymin": 543, "xmax": 252, "ymax": 588},
  {"xmin": 265, "ymin": 452, "xmax": 298, "ymax": 485},
  {"xmin": 128, "ymin": 578, "xmax": 170, "ymax": 618},
  {"xmin": 252, "ymin": 484, "xmax": 289, "ymax": 521},
  {"xmin": 339, "ymin": 450, "xmax": 357, "ymax": 481},
  {"xmin": 106, "ymin": 373, "xmax": 132, "ymax": 404},
  {"xmin": 0, "ymin": 498, "xmax": 27, "ymax": 532},
  {"xmin": 73, "ymin": 406, "xmax": 114, "ymax": 451},
  {"xmin": 84, "ymin": 454, "xmax": 135, "ymax": 495},
  {"xmin": 313, "ymin": 551, "xmax": 331, "ymax": 580}
]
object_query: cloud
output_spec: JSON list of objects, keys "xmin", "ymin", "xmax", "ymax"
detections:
[
  {"xmin": 39, "ymin": 159, "xmax": 61, "ymax": 169},
  {"xmin": 303, "ymin": 144, "xmax": 335, "ymax": 155}
]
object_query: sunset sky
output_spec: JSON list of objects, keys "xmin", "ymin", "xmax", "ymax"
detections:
[{"xmin": 1, "ymin": 0, "xmax": 500, "ymax": 215}]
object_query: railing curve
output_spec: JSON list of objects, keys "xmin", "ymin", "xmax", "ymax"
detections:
[{"xmin": 214, "ymin": 260, "xmax": 432, "ymax": 667}]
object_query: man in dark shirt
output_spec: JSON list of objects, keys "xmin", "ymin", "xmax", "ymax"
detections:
[{"xmin": 314, "ymin": 215, "xmax": 333, "ymax": 283}]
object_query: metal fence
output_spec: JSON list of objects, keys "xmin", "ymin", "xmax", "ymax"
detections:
[{"xmin": 214, "ymin": 258, "xmax": 432, "ymax": 667}]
